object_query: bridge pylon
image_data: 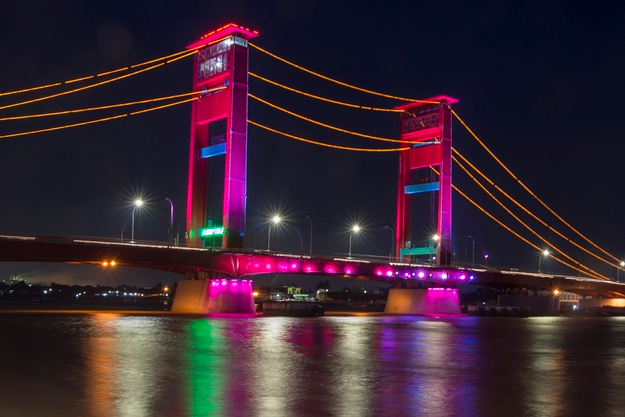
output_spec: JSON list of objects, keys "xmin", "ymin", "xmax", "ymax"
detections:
[
  {"xmin": 185, "ymin": 24, "xmax": 258, "ymax": 249},
  {"xmin": 396, "ymin": 96, "xmax": 458, "ymax": 266}
]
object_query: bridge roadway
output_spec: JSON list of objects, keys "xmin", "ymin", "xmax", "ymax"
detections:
[{"xmin": 1, "ymin": 235, "xmax": 624, "ymax": 297}]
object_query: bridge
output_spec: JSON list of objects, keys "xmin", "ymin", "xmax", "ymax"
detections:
[{"xmin": 2, "ymin": 23, "xmax": 624, "ymax": 313}]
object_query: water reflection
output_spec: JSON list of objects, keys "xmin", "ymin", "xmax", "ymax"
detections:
[{"xmin": 3, "ymin": 314, "xmax": 625, "ymax": 416}]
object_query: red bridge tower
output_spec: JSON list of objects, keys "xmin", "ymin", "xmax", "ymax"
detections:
[
  {"xmin": 185, "ymin": 24, "xmax": 258, "ymax": 249},
  {"xmin": 396, "ymin": 96, "xmax": 458, "ymax": 266}
]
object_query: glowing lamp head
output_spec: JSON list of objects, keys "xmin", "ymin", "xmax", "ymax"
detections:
[
  {"xmin": 102, "ymin": 261, "xmax": 108, "ymax": 266},
  {"xmin": 553, "ymin": 289, "xmax": 560, "ymax": 296},
  {"xmin": 352, "ymin": 225, "xmax": 361, "ymax": 233},
  {"xmin": 543, "ymin": 250, "xmax": 549, "ymax": 257},
  {"xmin": 110, "ymin": 261, "xmax": 116, "ymax": 266},
  {"xmin": 620, "ymin": 261, "xmax": 624, "ymax": 267},
  {"xmin": 134, "ymin": 199, "xmax": 143, "ymax": 207},
  {"xmin": 271, "ymin": 215, "xmax": 281, "ymax": 224},
  {"xmin": 432, "ymin": 234, "xmax": 440, "ymax": 241},
  {"xmin": 484, "ymin": 254, "xmax": 489, "ymax": 259}
]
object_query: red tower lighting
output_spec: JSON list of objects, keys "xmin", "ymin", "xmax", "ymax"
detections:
[
  {"xmin": 185, "ymin": 24, "xmax": 258, "ymax": 249},
  {"xmin": 396, "ymin": 96, "xmax": 458, "ymax": 266}
]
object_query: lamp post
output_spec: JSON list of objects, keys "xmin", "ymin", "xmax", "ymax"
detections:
[
  {"xmin": 348, "ymin": 225, "xmax": 361, "ymax": 258},
  {"xmin": 573, "ymin": 251, "xmax": 581, "ymax": 277},
  {"xmin": 304, "ymin": 215, "xmax": 313, "ymax": 255},
  {"xmin": 484, "ymin": 254, "xmax": 489, "ymax": 268},
  {"xmin": 538, "ymin": 250, "xmax": 549, "ymax": 273},
  {"xmin": 165, "ymin": 198, "xmax": 174, "ymax": 246},
  {"xmin": 619, "ymin": 261, "xmax": 625, "ymax": 282},
  {"xmin": 267, "ymin": 215, "xmax": 281, "ymax": 251},
  {"xmin": 468, "ymin": 235, "xmax": 475, "ymax": 268},
  {"xmin": 384, "ymin": 226, "xmax": 395, "ymax": 262},
  {"xmin": 131, "ymin": 199, "xmax": 143, "ymax": 243}
]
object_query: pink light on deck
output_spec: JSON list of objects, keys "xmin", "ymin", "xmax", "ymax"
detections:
[
  {"xmin": 418, "ymin": 271, "xmax": 425, "ymax": 278},
  {"xmin": 386, "ymin": 270, "xmax": 393, "ymax": 277},
  {"xmin": 345, "ymin": 267, "xmax": 353, "ymax": 274},
  {"xmin": 291, "ymin": 262, "xmax": 299, "ymax": 270}
]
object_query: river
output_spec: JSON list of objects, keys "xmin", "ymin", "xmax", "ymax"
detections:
[{"xmin": 1, "ymin": 313, "xmax": 624, "ymax": 416}]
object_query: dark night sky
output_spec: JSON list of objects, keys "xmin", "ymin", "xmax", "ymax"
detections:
[{"xmin": 1, "ymin": 0, "xmax": 625, "ymax": 287}]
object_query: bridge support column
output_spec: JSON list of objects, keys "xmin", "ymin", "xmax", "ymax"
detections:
[
  {"xmin": 384, "ymin": 288, "xmax": 460, "ymax": 315},
  {"xmin": 172, "ymin": 278, "xmax": 255, "ymax": 314}
]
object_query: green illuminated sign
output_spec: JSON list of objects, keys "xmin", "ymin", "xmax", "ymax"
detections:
[{"xmin": 199, "ymin": 226, "xmax": 224, "ymax": 237}]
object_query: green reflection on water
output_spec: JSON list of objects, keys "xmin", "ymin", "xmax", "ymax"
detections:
[{"xmin": 186, "ymin": 319, "xmax": 225, "ymax": 417}]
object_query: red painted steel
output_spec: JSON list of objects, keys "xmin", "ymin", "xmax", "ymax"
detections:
[
  {"xmin": 396, "ymin": 96, "xmax": 458, "ymax": 266},
  {"xmin": 185, "ymin": 25, "xmax": 258, "ymax": 250}
]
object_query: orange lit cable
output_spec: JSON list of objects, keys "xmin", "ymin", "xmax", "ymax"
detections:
[
  {"xmin": 0, "ymin": 97, "xmax": 196, "ymax": 141},
  {"xmin": 0, "ymin": 63, "xmax": 164, "ymax": 112},
  {"xmin": 248, "ymin": 120, "xmax": 410, "ymax": 152},
  {"xmin": 0, "ymin": 88, "xmax": 224, "ymax": 122},
  {"xmin": 431, "ymin": 166, "xmax": 607, "ymax": 279},
  {"xmin": 249, "ymin": 43, "xmax": 438, "ymax": 104},
  {"xmin": 453, "ymin": 156, "xmax": 608, "ymax": 279},
  {"xmin": 0, "ymin": 49, "xmax": 191, "ymax": 98},
  {"xmin": 250, "ymin": 73, "xmax": 402, "ymax": 112},
  {"xmin": 130, "ymin": 96, "xmax": 198, "ymax": 115},
  {"xmin": 452, "ymin": 148, "xmax": 622, "ymax": 270},
  {"xmin": 0, "ymin": 83, "xmax": 62, "ymax": 98},
  {"xmin": 97, "ymin": 67, "xmax": 129, "ymax": 77},
  {"xmin": 166, "ymin": 49, "xmax": 198, "ymax": 64},
  {"xmin": 0, "ymin": 115, "xmax": 127, "ymax": 140},
  {"xmin": 130, "ymin": 49, "xmax": 190, "ymax": 68},
  {"xmin": 249, "ymin": 94, "xmax": 414, "ymax": 144},
  {"xmin": 453, "ymin": 110, "xmax": 622, "ymax": 264}
]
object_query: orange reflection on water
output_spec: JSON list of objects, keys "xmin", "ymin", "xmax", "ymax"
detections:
[{"xmin": 84, "ymin": 314, "xmax": 122, "ymax": 417}]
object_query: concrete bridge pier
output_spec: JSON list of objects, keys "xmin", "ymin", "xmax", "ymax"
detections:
[
  {"xmin": 171, "ymin": 271, "xmax": 255, "ymax": 314},
  {"xmin": 384, "ymin": 287, "xmax": 461, "ymax": 315}
]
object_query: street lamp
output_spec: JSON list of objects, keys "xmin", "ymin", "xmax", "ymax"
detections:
[
  {"xmin": 619, "ymin": 261, "xmax": 625, "ymax": 282},
  {"xmin": 304, "ymin": 215, "xmax": 313, "ymax": 255},
  {"xmin": 267, "ymin": 215, "xmax": 281, "ymax": 251},
  {"xmin": 484, "ymin": 254, "xmax": 489, "ymax": 267},
  {"xmin": 131, "ymin": 199, "xmax": 143, "ymax": 243},
  {"xmin": 384, "ymin": 226, "xmax": 395, "ymax": 262},
  {"xmin": 467, "ymin": 235, "xmax": 475, "ymax": 268},
  {"xmin": 165, "ymin": 198, "xmax": 174, "ymax": 245},
  {"xmin": 538, "ymin": 250, "xmax": 549, "ymax": 273},
  {"xmin": 348, "ymin": 225, "xmax": 361, "ymax": 258}
]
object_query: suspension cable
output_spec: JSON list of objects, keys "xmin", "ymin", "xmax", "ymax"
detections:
[
  {"xmin": 249, "ymin": 73, "xmax": 402, "ymax": 112},
  {"xmin": 0, "ymin": 63, "xmax": 167, "ymax": 112},
  {"xmin": 0, "ymin": 88, "xmax": 224, "ymax": 122},
  {"xmin": 430, "ymin": 167, "xmax": 607, "ymax": 279},
  {"xmin": 453, "ymin": 156, "xmax": 608, "ymax": 279},
  {"xmin": 0, "ymin": 97, "xmax": 197, "ymax": 141},
  {"xmin": 452, "ymin": 110, "xmax": 621, "ymax": 264},
  {"xmin": 249, "ymin": 93, "xmax": 414, "ymax": 144},
  {"xmin": 249, "ymin": 43, "xmax": 439, "ymax": 104},
  {"xmin": 0, "ymin": 49, "xmax": 191, "ymax": 98},
  {"xmin": 248, "ymin": 120, "xmax": 410, "ymax": 152},
  {"xmin": 452, "ymin": 148, "xmax": 621, "ymax": 269}
]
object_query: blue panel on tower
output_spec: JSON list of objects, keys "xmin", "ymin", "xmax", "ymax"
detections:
[
  {"xmin": 405, "ymin": 182, "xmax": 439, "ymax": 194},
  {"xmin": 200, "ymin": 143, "xmax": 226, "ymax": 158}
]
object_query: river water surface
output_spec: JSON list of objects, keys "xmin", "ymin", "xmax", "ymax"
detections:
[{"xmin": 1, "ymin": 313, "xmax": 624, "ymax": 417}]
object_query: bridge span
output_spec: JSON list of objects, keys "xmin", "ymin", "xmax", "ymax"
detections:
[{"xmin": 2, "ymin": 235, "xmax": 624, "ymax": 298}]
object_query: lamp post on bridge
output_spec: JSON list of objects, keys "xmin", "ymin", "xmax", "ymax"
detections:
[
  {"xmin": 304, "ymin": 215, "xmax": 313, "ymax": 255},
  {"xmin": 348, "ymin": 225, "xmax": 361, "ymax": 258},
  {"xmin": 267, "ymin": 215, "xmax": 281, "ymax": 252},
  {"xmin": 538, "ymin": 250, "xmax": 549, "ymax": 273},
  {"xmin": 484, "ymin": 254, "xmax": 489, "ymax": 268},
  {"xmin": 618, "ymin": 261, "xmax": 625, "ymax": 282},
  {"xmin": 384, "ymin": 226, "xmax": 395, "ymax": 262},
  {"xmin": 468, "ymin": 235, "xmax": 475, "ymax": 268},
  {"xmin": 131, "ymin": 199, "xmax": 143, "ymax": 243},
  {"xmin": 165, "ymin": 198, "xmax": 174, "ymax": 246}
]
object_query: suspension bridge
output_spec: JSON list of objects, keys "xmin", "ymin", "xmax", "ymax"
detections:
[{"xmin": 1, "ymin": 23, "xmax": 624, "ymax": 313}]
